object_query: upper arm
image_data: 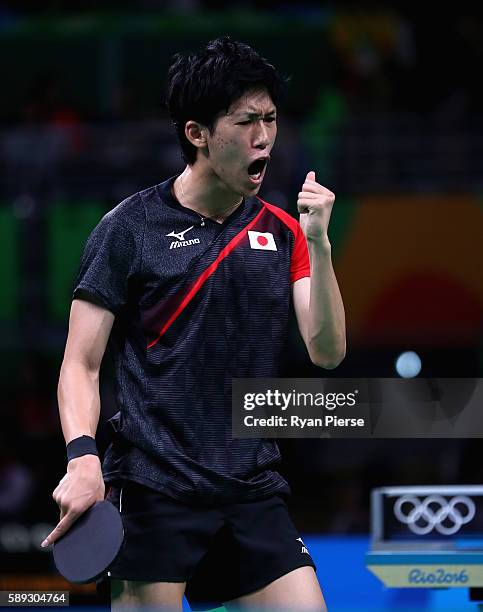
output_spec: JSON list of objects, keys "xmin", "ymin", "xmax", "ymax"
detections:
[
  {"xmin": 292, "ymin": 276, "xmax": 311, "ymax": 346},
  {"xmin": 72, "ymin": 202, "xmax": 143, "ymax": 317},
  {"xmin": 62, "ymin": 299, "xmax": 115, "ymax": 373}
]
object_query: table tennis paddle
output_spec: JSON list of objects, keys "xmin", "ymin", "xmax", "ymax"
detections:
[{"xmin": 53, "ymin": 500, "xmax": 124, "ymax": 584}]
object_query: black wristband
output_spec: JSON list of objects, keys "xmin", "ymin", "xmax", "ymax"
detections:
[{"xmin": 66, "ymin": 435, "xmax": 99, "ymax": 462}]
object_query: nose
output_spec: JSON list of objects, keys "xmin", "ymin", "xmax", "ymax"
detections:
[{"xmin": 253, "ymin": 121, "xmax": 271, "ymax": 149}]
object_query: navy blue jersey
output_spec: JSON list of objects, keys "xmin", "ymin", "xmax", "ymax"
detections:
[{"xmin": 73, "ymin": 175, "xmax": 310, "ymax": 504}]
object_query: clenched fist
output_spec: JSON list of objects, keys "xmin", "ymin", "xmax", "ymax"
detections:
[{"xmin": 297, "ymin": 171, "xmax": 335, "ymax": 245}]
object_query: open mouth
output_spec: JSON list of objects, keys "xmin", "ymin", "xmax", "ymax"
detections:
[{"xmin": 247, "ymin": 157, "xmax": 269, "ymax": 182}]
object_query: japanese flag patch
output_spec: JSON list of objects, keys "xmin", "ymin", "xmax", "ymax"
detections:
[{"xmin": 248, "ymin": 230, "xmax": 277, "ymax": 251}]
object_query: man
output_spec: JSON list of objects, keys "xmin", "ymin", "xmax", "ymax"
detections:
[{"xmin": 43, "ymin": 36, "xmax": 345, "ymax": 610}]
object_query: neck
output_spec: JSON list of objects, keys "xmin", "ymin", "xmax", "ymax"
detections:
[{"xmin": 173, "ymin": 163, "xmax": 243, "ymax": 222}]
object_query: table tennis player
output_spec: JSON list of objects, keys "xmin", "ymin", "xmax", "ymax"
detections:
[{"xmin": 43, "ymin": 35, "xmax": 345, "ymax": 611}]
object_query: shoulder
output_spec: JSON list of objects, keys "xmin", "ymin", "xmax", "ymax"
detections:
[
  {"xmin": 101, "ymin": 190, "xmax": 147, "ymax": 233},
  {"xmin": 106, "ymin": 190, "xmax": 146, "ymax": 222},
  {"xmin": 256, "ymin": 197, "xmax": 302, "ymax": 237}
]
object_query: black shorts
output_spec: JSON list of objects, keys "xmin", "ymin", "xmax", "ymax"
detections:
[{"xmin": 105, "ymin": 479, "xmax": 316, "ymax": 610}]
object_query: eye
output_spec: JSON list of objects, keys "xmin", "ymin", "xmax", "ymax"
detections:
[{"xmin": 265, "ymin": 117, "xmax": 276, "ymax": 123}]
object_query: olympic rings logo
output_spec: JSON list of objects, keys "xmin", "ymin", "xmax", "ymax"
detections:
[{"xmin": 393, "ymin": 495, "xmax": 476, "ymax": 536}]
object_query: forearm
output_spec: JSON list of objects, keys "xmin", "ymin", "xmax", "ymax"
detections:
[
  {"xmin": 43, "ymin": 360, "xmax": 104, "ymax": 549},
  {"xmin": 57, "ymin": 360, "xmax": 101, "ymax": 445},
  {"xmin": 307, "ymin": 238, "xmax": 346, "ymax": 368}
]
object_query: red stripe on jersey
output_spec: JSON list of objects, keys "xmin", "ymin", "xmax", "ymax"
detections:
[
  {"xmin": 258, "ymin": 199, "xmax": 311, "ymax": 283},
  {"xmin": 147, "ymin": 206, "xmax": 266, "ymax": 348}
]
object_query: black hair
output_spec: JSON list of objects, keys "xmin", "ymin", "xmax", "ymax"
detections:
[{"xmin": 166, "ymin": 35, "xmax": 289, "ymax": 165}]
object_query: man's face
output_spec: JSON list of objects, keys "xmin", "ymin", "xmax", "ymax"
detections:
[{"xmin": 203, "ymin": 88, "xmax": 277, "ymax": 197}]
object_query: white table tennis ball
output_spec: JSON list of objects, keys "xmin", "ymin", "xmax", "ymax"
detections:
[{"xmin": 395, "ymin": 351, "xmax": 422, "ymax": 378}]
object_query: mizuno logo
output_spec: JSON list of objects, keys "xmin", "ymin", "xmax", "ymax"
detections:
[
  {"xmin": 297, "ymin": 537, "xmax": 309, "ymax": 554},
  {"xmin": 166, "ymin": 225, "xmax": 200, "ymax": 249},
  {"xmin": 166, "ymin": 226, "xmax": 194, "ymax": 241}
]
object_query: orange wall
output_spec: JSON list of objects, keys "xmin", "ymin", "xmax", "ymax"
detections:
[{"xmin": 333, "ymin": 195, "xmax": 483, "ymax": 346}]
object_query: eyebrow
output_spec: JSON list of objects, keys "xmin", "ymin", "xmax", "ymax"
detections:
[{"xmin": 236, "ymin": 110, "xmax": 277, "ymax": 119}]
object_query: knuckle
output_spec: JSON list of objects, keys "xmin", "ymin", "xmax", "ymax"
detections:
[{"xmin": 66, "ymin": 502, "xmax": 80, "ymax": 515}]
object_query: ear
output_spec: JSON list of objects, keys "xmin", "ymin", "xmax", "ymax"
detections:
[{"xmin": 184, "ymin": 120, "xmax": 208, "ymax": 149}]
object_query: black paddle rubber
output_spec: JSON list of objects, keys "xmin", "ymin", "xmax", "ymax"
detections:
[{"xmin": 53, "ymin": 500, "xmax": 124, "ymax": 584}]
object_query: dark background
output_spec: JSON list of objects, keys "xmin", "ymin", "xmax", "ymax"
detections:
[{"xmin": 0, "ymin": 1, "xmax": 481, "ymax": 597}]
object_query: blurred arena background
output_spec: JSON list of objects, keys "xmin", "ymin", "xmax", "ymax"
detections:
[{"xmin": 0, "ymin": 2, "xmax": 482, "ymax": 610}]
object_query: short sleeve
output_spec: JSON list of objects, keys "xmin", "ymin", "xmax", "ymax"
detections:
[
  {"xmin": 290, "ymin": 222, "xmax": 310, "ymax": 283},
  {"xmin": 72, "ymin": 209, "xmax": 142, "ymax": 315}
]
